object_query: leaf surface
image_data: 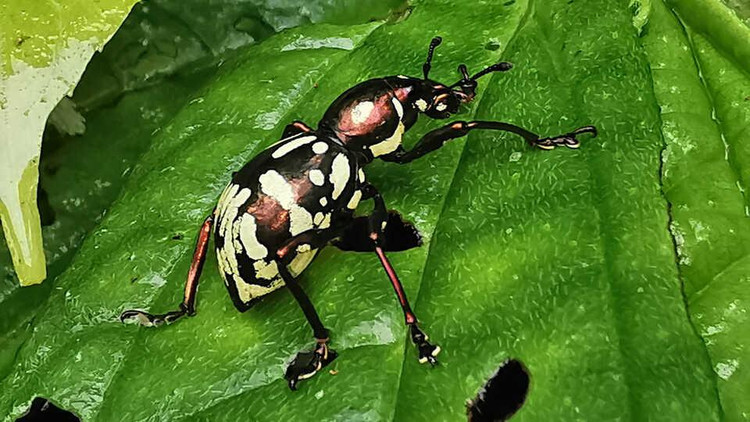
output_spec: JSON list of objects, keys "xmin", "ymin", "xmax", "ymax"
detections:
[
  {"xmin": 3, "ymin": 0, "xmax": 750, "ymax": 420},
  {"xmin": 643, "ymin": 1, "xmax": 750, "ymax": 419}
]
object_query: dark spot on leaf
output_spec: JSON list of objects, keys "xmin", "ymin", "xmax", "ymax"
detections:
[
  {"xmin": 485, "ymin": 41, "xmax": 501, "ymax": 51},
  {"xmin": 172, "ymin": 233, "xmax": 184, "ymax": 240},
  {"xmin": 503, "ymin": 0, "xmax": 516, "ymax": 6},
  {"xmin": 745, "ymin": 95, "xmax": 750, "ymax": 101},
  {"xmin": 15, "ymin": 397, "xmax": 79, "ymax": 422},
  {"xmin": 130, "ymin": 276, "xmax": 139, "ymax": 283},
  {"xmin": 466, "ymin": 359, "xmax": 530, "ymax": 422}
]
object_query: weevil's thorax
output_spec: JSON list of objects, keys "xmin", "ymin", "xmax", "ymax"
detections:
[
  {"xmin": 318, "ymin": 76, "xmax": 476, "ymax": 163},
  {"xmin": 318, "ymin": 76, "xmax": 423, "ymax": 162}
]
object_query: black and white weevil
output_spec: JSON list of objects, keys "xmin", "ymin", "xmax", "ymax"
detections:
[{"xmin": 121, "ymin": 37, "xmax": 597, "ymax": 390}]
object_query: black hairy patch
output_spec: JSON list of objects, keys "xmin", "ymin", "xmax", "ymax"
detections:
[{"xmin": 333, "ymin": 211, "xmax": 422, "ymax": 252}]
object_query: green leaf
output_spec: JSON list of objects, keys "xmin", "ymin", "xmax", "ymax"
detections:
[
  {"xmin": 643, "ymin": 0, "xmax": 750, "ymax": 419},
  {"xmin": 0, "ymin": 0, "xmax": 142, "ymax": 285},
  {"xmin": 2, "ymin": 0, "xmax": 750, "ymax": 420},
  {"xmin": 0, "ymin": 0, "xmax": 404, "ymax": 378}
]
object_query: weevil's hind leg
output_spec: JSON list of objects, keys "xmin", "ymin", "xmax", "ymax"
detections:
[
  {"xmin": 375, "ymin": 246, "xmax": 440, "ymax": 366},
  {"xmin": 277, "ymin": 262, "xmax": 337, "ymax": 390},
  {"xmin": 120, "ymin": 213, "xmax": 214, "ymax": 327},
  {"xmin": 282, "ymin": 120, "xmax": 313, "ymax": 138},
  {"xmin": 362, "ymin": 184, "xmax": 440, "ymax": 365}
]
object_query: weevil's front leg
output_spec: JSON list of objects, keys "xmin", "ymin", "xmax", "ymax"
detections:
[
  {"xmin": 382, "ymin": 121, "xmax": 597, "ymax": 164},
  {"xmin": 362, "ymin": 184, "xmax": 440, "ymax": 365},
  {"xmin": 277, "ymin": 261, "xmax": 337, "ymax": 390},
  {"xmin": 120, "ymin": 213, "xmax": 214, "ymax": 327}
]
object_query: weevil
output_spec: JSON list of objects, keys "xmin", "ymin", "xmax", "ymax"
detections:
[{"xmin": 121, "ymin": 37, "xmax": 597, "ymax": 390}]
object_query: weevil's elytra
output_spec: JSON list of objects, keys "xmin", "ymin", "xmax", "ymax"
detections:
[{"xmin": 120, "ymin": 36, "xmax": 597, "ymax": 390}]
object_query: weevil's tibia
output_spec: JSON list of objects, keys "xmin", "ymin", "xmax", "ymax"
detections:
[
  {"xmin": 374, "ymin": 245, "xmax": 441, "ymax": 366},
  {"xmin": 277, "ymin": 261, "xmax": 337, "ymax": 390},
  {"xmin": 364, "ymin": 183, "xmax": 441, "ymax": 365},
  {"xmin": 119, "ymin": 213, "xmax": 214, "ymax": 327}
]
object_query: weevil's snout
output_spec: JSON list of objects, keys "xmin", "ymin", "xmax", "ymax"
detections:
[{"xmin": 453, "ymin": 81, "xmax": 477, "ymax": 104}]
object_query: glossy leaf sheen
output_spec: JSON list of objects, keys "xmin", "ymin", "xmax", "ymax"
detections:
[{"xmin": 1, "ymin": 0, "xmax": 748, "ymax": 420}]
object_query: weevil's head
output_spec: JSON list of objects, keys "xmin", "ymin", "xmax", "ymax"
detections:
[{"xmin": 415, "ymin": 37, "xmax": 512, "ymax": 119}]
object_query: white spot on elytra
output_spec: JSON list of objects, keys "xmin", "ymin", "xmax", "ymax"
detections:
[
  {"xmin": 259, "ymin": 170, "xmax": 313, "ymax": 236},
  {"xmin": 297, "ymin": 244, "xmax": 311, "ymax": 253},
  {"xmin": 436, "ymin": 102, "xmax": 447, "ymax": 111},
  {"xmin": 238, "ymin": 214, "xmax": 266, "ymax": 259},
  {"xmin": 320, "ymin": 213, "xmax": 331, "ymax": 229},
  {"xmin": 351, "ymin": 101, "xmax": 374, "ymax": 125},
  {"xmin": 330, "ymin": 154, "xmax": 350, "ymax": 199},
  {"xmin": 358, "ymin": 168, "xmax": 366, "ymax": 183},
  {"xmin": 215, "ymin": 185, "xmax": 251, "ymax": 282},
  {"xmin": 319, "ymin": 197, "xmax": 328, "ymax": 207},
  {"xmin": 391, "ymin": 97, "xmax": 403, "ymax": 119},
  {"xmin": 370, "ymin": 122, "xmax": 404, "ymax": 157},
  {"xmin": 415, "ymin": 99, "xmax": 428, "ymax": 112},
  {"xmin": 235, "ymin": 272, "xmax": 284, "ymax": 302},
  {"xmin": 397, "ymin": 75, "xmax": 409, "ymax": 79},
  {"xmin": 253, "ymin": 260, "xmax": 279, "ymax": 280},
  {"xmin": 272, "ymin": 135, "xmax": 317, "ymax": 158},
  {"xmin": 288, "ymin": 248, "xmax": 317, "ymax": 276},
  {"xmin": 314, "ymin": 212, "xmax": 325, "ymax": 226},
  {"xmin": 347, "ymin": 190, "xmax": 362, "ymax": 209},
  {"xmin": 309, "ymin": 169, "xmax": 325, "ymax": 186},
  {"xmin": 312, "ymin": 141, "xmax": 328, "ymax": 154}
]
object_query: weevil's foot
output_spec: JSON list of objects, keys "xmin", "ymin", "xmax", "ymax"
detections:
[
  {"xmin": 409, "ymin": 324, "xmax": 441, "ymax": 366},
  {"xmin": 535, "ymin": 125, "xmax": 597, "ymax": 150},
  {"xmin": 285, "ymin": 341, "xmax": 337, "ymax": 391},
  {"xmin": 119, "ymin": 305, "xmax": 187, "ymax": 327}
]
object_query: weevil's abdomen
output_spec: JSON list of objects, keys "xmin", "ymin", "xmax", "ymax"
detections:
[{"xmin": 213, "ymin": 133, "xmax": 364, "ymax": 311}]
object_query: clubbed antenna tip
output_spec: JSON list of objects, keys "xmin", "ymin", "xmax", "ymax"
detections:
[{"xmin": 422, "ymin": 36, "xmax": 443, "ymax": 79}]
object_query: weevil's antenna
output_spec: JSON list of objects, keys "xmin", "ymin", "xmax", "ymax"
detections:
[
  {"xmin": 470, "ymin": 61, "xmax": 513, "ymax": 81},
  {"xmin": 422, "ymin": 36, "xmax": 443, "ymax": 79},
  {"xmin": 450, "ymin": 61, "xmax": 513, "ymax": 89}
]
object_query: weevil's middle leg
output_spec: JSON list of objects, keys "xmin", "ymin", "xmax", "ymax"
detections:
[
  {"xmin": 277, "ymin": 262, "xmax": 337, "ymax": 390},
  {"xmin": 120, "ymin": 213, "xmax": 214, "ymax": 327}
]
